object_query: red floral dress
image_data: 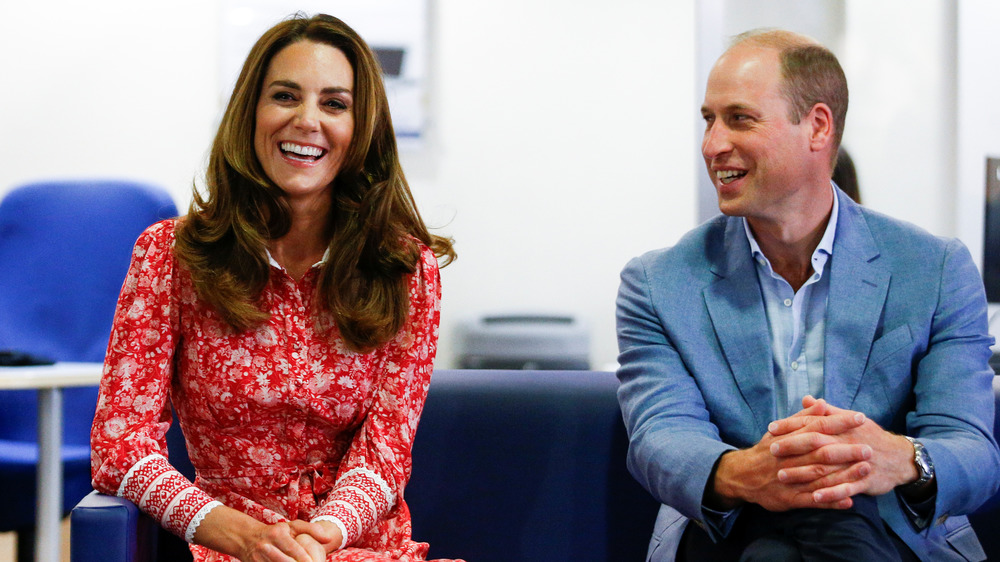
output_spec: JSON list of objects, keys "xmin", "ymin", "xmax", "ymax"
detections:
[{"xmin": 91, "ymin": 220, "xmax": 461, "ymax": 562}]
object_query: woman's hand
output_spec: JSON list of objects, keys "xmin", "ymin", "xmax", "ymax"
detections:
[
  {"xmin": 237, "ymin": 520, "xmax": 317, "ymax": 562},
  {"xmin": 289, "ymin": 520, "xmax": 344, "ymax": 560},
  {"xmin": 293, "ymin": 532, "xmax": 327, "ymax": 562},
  {"xmin": 194, "ymin": 505, "xmax": 340, "ymax": 561},
  {"xmin": 238, "ymin": 520, "xmax": 343, "ymax": 561}
]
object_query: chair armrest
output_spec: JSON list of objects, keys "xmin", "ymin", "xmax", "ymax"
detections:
[{"xmin": 70, "ymin": 491, "xmax": 158, "ymax": 562}]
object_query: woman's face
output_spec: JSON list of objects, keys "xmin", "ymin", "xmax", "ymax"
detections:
[{"xmin": 254, "ymin": 40, "xmax": 355, "ymax": 204}]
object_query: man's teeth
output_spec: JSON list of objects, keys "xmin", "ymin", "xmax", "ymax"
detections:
[
  {"xmin": 716, "ymin": 170, "xmax": 746, "ymax": 184},
  {"xmin": 280, "ymin": 142, "xmax": 324, "ymax": 158}
]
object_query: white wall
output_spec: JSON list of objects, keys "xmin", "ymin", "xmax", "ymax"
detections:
[
  {"xmin": 0, "ymin": 1, "xmax": 221, "ymax": 208},
  {"xmin": 841, "ymin": 0, "xmax": 957, "ymax": 237},
  {"xmin": 419, "ymin": 0, "xmax": 698, "ymax": 368},
  {"xmin": 4, "ymin": 1, "xmax": 998, "ymax": 369},
  {"xmin": 0, "ymin": 0, "xmax": 698, "ymax": 370},
  {"xmin": 956, "ymin": 0, "xmax": 1000, "ymax": 269}
]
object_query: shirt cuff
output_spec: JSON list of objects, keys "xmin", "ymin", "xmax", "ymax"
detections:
[
  {"xmin": 699, "ymin": 504, "xmax": 743, "ymax": 541},
  {"xmin": 896, "ymin": 488, "xmax": 936, "ymax": 531}
]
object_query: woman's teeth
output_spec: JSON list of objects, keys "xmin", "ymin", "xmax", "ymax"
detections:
[{"xmin": 280, "ymin": 142, "xmax": 325, "ymax": 160}]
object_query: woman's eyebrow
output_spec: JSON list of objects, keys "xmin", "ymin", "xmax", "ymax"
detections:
[
  {"xmin": 266, "ymin": 79, "xmax": 301, "ymax": 90},
  {"xmin": 265, "ymin": 80, "xmax": 352, "ymax": 96}
]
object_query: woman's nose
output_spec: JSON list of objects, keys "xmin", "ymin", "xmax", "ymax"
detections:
[{"xmin": 294, "ymin": 103, "xmax": 320, "ymax": 132}]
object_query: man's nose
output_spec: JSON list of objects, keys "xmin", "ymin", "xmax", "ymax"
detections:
[{"xmin": 702, "ymin": 122, "xmax": 732, "ymax": 159}]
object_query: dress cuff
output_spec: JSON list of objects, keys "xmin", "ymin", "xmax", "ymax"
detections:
[
  {"xmin": 314, "ymin": 467, "xmax": 395, "ymax": 548},
  {"xmin": 310, "ymin": 516, "xmax": 348, "ymax": 550},
  {"xmin": 117, "ymin": 454, "xmax": 219, "ymax": 541}
]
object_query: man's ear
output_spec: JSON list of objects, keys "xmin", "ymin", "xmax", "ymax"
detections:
[{"xmin": 807, "ymin": 102, "xmax": 835, "ymax": 153}]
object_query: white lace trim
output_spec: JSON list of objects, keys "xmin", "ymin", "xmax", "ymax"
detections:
[
  {"xmin": 331, "ymin": 499, "xmax": 361, "ymax": 543},
  {"xmin": 117, "ymin": 453, "xmax": 165, "ymax": 497},
  {"xmin": 346, "ymin": 483, "xmax": 383, "ymax": 517},
  {"xmin": 185, "ymin": 500, "xmax": 223, "ymax": 544},
  {"xmin": 150, "ymin": 471, "xmax": 180, "ymax": 512},
  {"xmin": 311, "ymin": 515, "xmax": 348, "ymax": 550},
  {"xmin": 336, "ymin": 467, "xmax": 396, "ymax": 507}
]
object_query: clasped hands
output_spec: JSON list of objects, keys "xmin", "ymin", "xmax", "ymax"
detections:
[
  {"xmin": 710, "ymin": 396, "xmax": 918, "ymax": 512},
  {"xmin": 238, "ymin": 519, "xmax": 342, "ymax": 562}
]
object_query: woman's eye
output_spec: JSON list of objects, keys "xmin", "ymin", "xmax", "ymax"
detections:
[
  {"xmin": 324, "ymin": 99, "xmax": 347, "ymax": 110},
  {"xmin": 273, "ymin": 91, "xmax": 295, "ymax": 102}
]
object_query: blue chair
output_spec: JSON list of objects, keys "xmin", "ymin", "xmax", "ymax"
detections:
[
  {"xmin": 406, "ymin": 369, "xmax": 658, "ymax": 561},
  {"xmin": 0, "ymin": 179, "xmax": 177, "ymax": 560},
  {"xmin": 65, "ymin": 369, "xmax": 1000, "ymax": 562},
  {"xmin": 968, "ymin": 375, "xmax": 1000, "ymax": 557},
  {"xmin": 70, "ymin": 370, "xmax": 660, "ymax": 562}
]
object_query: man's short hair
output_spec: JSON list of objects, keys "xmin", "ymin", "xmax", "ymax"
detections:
[{"xmin": 731, "ymin": 30, "xmax": 849, "ymax": 161}]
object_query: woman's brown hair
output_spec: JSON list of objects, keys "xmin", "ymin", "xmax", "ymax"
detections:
[{"xmin": 174, "ymin": 13, "xmax": 454, "ymax": 351}]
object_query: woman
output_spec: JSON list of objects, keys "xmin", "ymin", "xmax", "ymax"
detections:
[{"xmin": 91, "ymin": 13, "xmax": 458, "ymax": 562}]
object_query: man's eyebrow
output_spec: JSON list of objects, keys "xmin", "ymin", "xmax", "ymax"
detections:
[
  {"xmin": 718, "ymin": 103, "xmax": 760, "ymax": 115},
  {"xmin": 264, "ymin": 80, "xmax": 353, "ymax": 95}
]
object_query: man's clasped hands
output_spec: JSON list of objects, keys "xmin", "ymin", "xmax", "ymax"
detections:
[{"xmin": 709, "ymin": 396, "xmax": 920, "ymax": 512}]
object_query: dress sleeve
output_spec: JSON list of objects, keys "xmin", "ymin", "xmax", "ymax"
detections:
[
  {"xmin": 311, "ymin": 244, "xmax": 442, "ymax": 548},
  {"xmin": 90, "ymin": 221, "xmax": 222, "ymax": 543}
]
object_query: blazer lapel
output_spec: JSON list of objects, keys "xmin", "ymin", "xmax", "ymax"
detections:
[
  {"xmin": 823, "ymin": 192, "xmax": 891, "ymax": 407},
  {"xmin": 704, "ymin": 218, "xmax": 776, "ymax": 433}
]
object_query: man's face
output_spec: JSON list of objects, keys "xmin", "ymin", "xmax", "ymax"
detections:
[{"xmin": 700, "ymin": 43, "xmax": 816, "ymax": 221}]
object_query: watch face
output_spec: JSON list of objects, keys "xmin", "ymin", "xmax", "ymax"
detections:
[{"xmin": 913, "ymin": 441, "xmax": 933, "ymax": 481}]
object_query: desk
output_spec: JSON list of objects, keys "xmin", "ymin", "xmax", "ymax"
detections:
[{"xmin": 0, "ymin": 362, "xmax": 104, "ymax": 562}]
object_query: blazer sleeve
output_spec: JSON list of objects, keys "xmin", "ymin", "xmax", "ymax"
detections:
[
  {"xmin": 310, "ymin": 244, "xmax": 442, "ymax": 549},
  {"xmin": 906, "ymin": 238, "xmax": 1000, "ymax": 524},
  {"xmin": 615, "ymin": 255, "xmax": 736, "ymax": 526}
]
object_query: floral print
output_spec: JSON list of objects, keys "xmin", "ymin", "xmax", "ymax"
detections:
[{"xmin": 91, "ymin": 220, "xmax": 460, "ymax": 562}]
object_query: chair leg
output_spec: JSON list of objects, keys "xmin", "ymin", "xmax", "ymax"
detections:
[{"xmin": 15, "ymin": 527, "xmax": 34, "ymax": 562}]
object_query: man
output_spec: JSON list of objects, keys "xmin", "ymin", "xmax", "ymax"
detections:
[{"xmin": 616, "ymin": 29, "xmax": 1000, "ymax": 561}]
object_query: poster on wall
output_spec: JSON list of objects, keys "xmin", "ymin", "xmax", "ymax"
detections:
[{"xmin": 221, "ymin": 0, "xmax": 429, "ymax": 148}]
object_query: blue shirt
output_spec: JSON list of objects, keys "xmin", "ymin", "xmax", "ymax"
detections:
[
  {"xmin": 701, "ymin": 186, "xmax": 933, "ymax": 538},
  {"xmin": 743, "ymin": 187, "xmax": 839, "ymax": 418},
  {"xmin": 700, "ymin": 185, "xmax": 839, "ymax": 539}
]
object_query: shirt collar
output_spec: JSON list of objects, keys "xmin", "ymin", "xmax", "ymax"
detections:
[
  {"xmin": 265, "ymin": 247, "xmax": 331, "ymax": 272},
  {"xmin": 743, "ymin": 182, "xmax": 839, "ymax": 262}
]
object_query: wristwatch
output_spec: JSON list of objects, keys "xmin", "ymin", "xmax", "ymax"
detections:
[{"xmin": 903, "ymin": 436, "xmax": 935, "ymax": 488}]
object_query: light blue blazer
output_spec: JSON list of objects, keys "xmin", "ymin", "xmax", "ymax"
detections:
[{"xmin": 616, "ymin": 190, "xmax": 1000, "ymax": 561}]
